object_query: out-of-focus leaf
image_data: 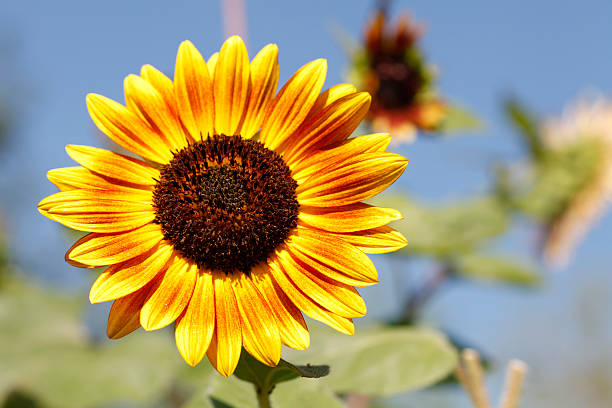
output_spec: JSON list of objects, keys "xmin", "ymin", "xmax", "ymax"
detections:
[
  {"xmin": 284, "ymin": 325, "xmax": 457, "ymax": 397},
  {"xmin": 0, "ymin": 277, "xmax": 183, "ymax": 408},
  {"xmin": 375, "ymin": 195, "xmax": 508, "ymax": 256},
  {"xmin": 437, "ymin": 103, "xmax": 482, "ymax": 133},
  {"xmin": 516, "ymin": 140, "xmax": 601, "ymax": 221},
  {"xmin": 234, "ymin": 350, "xmax": 328, "ymax": 389},
  {"xmin": 504, "ymin": 98, "xmax": 544, "ymax": 160},
  {"xmin": 452, "ymin": 254, "xmax": 541, "ymax": 286},
  {"xmin": 1, "ymin": 389, "xmax": 44, "ymax": 408},
  {"xmin": 182, "ymin": 373, "xmax": 342, "ymax": 408}
]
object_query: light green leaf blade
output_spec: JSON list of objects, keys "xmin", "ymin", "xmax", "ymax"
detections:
[
  {"xmin": 453, "ymin": 254, "xmax": 541, "ymax": 286},
  {"xmin": 285, "ymin": 326, "xmax": 458, "ymax": 397},
  {"xmin": 436, "ymin": 103, "xmax": 483, "ymax": 134}
]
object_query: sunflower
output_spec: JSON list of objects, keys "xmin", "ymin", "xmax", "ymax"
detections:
[
  {"xmin": 540, "ymin": 97, "xmax": 612, "ymax": 267},
  {"xmin": 38, "ymin": 36, "xmax": 408, "ymax": 377},
  {"xmin": 348, "ymin": 10, "xmax": 445, "ymax": 143}
]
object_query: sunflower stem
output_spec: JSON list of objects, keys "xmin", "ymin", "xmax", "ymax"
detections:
[{"xmin": 256, "ymin": 386, "xmax": 272, "ymax": 408}]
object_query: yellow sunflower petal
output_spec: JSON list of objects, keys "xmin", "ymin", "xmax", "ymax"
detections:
[
  {"xmin": 206, "ymin": 272, "xmax": 242, "ymax": 377},
  {"xmin": 86, "ymin": 93, "xmax": 173, "ymax": 164},
  {"xmin": 46, "ymin": 211, "xmax": 155, "ymax": 234},
  {"xmin": 174, "ymin": 40, "xmax": 215, "ymax": 140},
  {"xmin": 207, "ymin": 52, "xmax": 219, "ymax": 75},
  {"xmin": 337, "ymin": 226, "xmax": 408, "ymax": 254},
  {"xmin": 65, "ymin": 223, "xmax": 164, "ymax": 268},
  {"xmin": 296, "ymin": 152, "xmax": 408, "ymax": 207},
  {"xmin": 268, "ymin": 254, "xmax": 355, "ymax": 335},
  {"xmin": 240, "ymin": 44, "xmax": 279, "ymax": 139},
  {"xmin": 233, "ymin": 273, "xmax": 281, "ymax": 367},
  {"xmin": 298, "ymin": 203, "xmax": 401, "ymax": 233},
  {"xmin": 306, "ymin": 83, "xmax": 357, "ymax": 120},
  {"xmin": 283, "ymin": 92, "xmax": 371, "ymax": 165},
  {"xmin": 107, "ymin": 278, "xmax": 161, "ymax": 339},
  {"xmin": 276, "ymin": 247, "xmax": 366, "ymax": 318},
  {"xmin": 38, "ymin": 188, "xmax": 153, "ymax": 214},
  {"xmin": 214, "ymin": 36, "xmax": 250, "ymax": 135},
  {"xmin": 89, "ymin": 242, "xmax": 174, "ymax": 303},
  {"xmin": 260, "ymin": 59, "xmax": 327, "ymax": 151},
  {"xmin": 124, "ymin": 74, "xmax": 188, "ymax": 151},
  {"xmin": 175, "ymin": 271, "xmax": 215, "ymax": 367},
  {"xmin": 65, "ymin": 145, "xmax": 160, "ymax": 186},
  {"xmin": 46, "ymin": 167, "xmax": 153, "ymax": 192},
  {"xmin": 140, "ymin": 256, "xmax": 197, "ymax": 331},
  {"xmin": 285, "ymin": 227, "xmax": 378, "ymax": 286},
  {"xmin": 291, "ymin": 133, "xmax": 391, "ymax": 182},
  {"xmin": 251, "ymin": 265, "xmax": 310, "ymax": 350},
  {"xmin": 140, "ymin": 64, "xmax": 179, "ymax": 117}
]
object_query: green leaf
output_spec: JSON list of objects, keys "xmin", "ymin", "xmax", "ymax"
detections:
[
  {"xmin": 504, "ymin": 98, "xmax": 545, "ymax": 160},
  {"xmin": 452, "ymin": 254, "xmax": 541, "ymax": 286},
  {"xmin": 436, "ymin": 103, "xmax": 483, "ymax": 133},
  {"xmin": 515, "ymin": 140, "xmax": 602, "ymax": 221},
  {"xmin": 284, "ymin": 326, "xmax": 458, "ymax": 397},
  {"xmin": 0, "ymin": 277, "xmax": 184, "ymax": 408},
  {"xmin": 375, "ymin": 195, "xmax": 508, "ymax": 256}
]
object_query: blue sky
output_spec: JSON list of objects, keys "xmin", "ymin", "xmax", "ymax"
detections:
[{"xmin": 1, "ymin": 1, "xmax": 612, "ymax": 405}]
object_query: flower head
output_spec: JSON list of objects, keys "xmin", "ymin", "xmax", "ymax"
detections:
[
  {"xmin": 38, "ymin": 37, "xmax": 408, "ymax": 376},
  {"xmin": 349, "ymin": 11, "xmax": 445, "ymax": 143},
  {"xmin": 540, "ymin": 97, "xmax": 612, "ymax": 266}
]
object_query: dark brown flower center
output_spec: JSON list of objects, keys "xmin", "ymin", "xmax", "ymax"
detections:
[
  {"xmin": 152, "ymin": 134, "xmax": 299, "ymax": 275},
  {"xmin": 373, "ymin": 57, "xmax": 424, "ymax": 109}
]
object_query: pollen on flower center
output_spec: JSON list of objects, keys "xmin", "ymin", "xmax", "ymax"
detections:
[{"xmin": 152, "ymin": 134, "xmax": 299, "ymax": 275}]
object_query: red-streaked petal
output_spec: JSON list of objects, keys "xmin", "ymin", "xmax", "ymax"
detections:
[
  {"xmin": 233, "ymin": 272, "xmax": 281, "ymax": 366},
  {"xmin": 260, "ymin": 59, "xmax": 327, "ymax": 151},
  {"xmin": 298, "ymin": 203, "xmax": 401, "ymax": 233},
  {"xmin": 140, "ymin": 256, "xmax": 197, "ymax": 331},
  {"xmin": 206, "ymin": 272, "xmax": 242, "ymax": 377},
  {"xmin": 174, "ymin": 40, "xmax": 215, "ymax": 140},
  {"xmin": 106, "ymin": 278, "xmax": 161, "ymax": 339},
  {"xmin": 140, "ymin": 64, "xmax": 179, "ymax": 117},
  {"xmin": 296, "ymin": 152, "xmax": 408, "ymax": 207},
  {"xmin": 124, "ymin": 74, "xmax": 188, "ymax": 152},
  {"xmin": 175, "ymin": 271, "xmax": 216, "ymax": 366},
  {"xmin": 268, "ymin": 254, "xmax": 355, "ymax": 335},
  {"xmin": 65, "ymin": 223, "xmax": 164, "ymax": 267},
  {"xmin": 214, "ymin": 36, "xmax": 250, "ymax": 135},
  {"xmin": 240, "ymin": 44, "xmax": 279, "ymax": 139},
  {"xmin": 285, "ymin": 227, "xmax": 378, "ymax": 286},
  {"xmin": 89, "ymin": 242, "xmax": 174, "ymax": 303},
  {"xmin": 337, "ymin": 226, "xmax": 408, "ymax": 254},
  {"xmin": 86, "ymin": 93, "xmax": 173, "ymax": 164},
  {"xmin": 283, "ymin": 92, "xmax": 371, "ymax": 165},
  {"xmin": 46, "ymin": 167, "xmax": 153, "ymax": 192},
  {"xmin": 251, "ymin": 264, "xmax": 310, "ymax": 350}
]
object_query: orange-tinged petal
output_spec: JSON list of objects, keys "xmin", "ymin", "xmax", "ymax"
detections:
[
  {"xmin": 260, "ymin": 59, "xmax": 327, "ymax": 151},
  {"xmin": 207, "ymin": 52, "xmax": 219, "ymax": 75},
  {"xmin": 140, "ymin": 256, "xmax": 197, "ymax": 331},
  {"xmin": 89, "ymin": 242, "xmax": 174, "ymax": 303},
  {"xmin": 124, "ymin": 74, "xmax": 188, "ymax": 151},
  {"xmin": 298, "ymin": 203, "xmax": 401, "ymax": 233},
  {"xmin": 214, "ymin": 36, "xmax": 250, "ymax": 135},
  {"xmin": 283, "ymin": 92, "xmax": 371, "ymax": 165},
  {"xmin": 268, "ymin": 254, "xmax": 355, "ymax": 335},
  {"xmin": 285, "ymin": 227, "xmax": 378, "ymax": 286},
  {"xmin": 306, "ymin": 83, "xmax": 357, "ymax": 120},
  {"xmin": 65, "ymin": 223, "xmax": 164, "ymax": 267},
  {"xmin": 107, "ymin": 278, "xmax": 161, "ymax": 339},
  {"xmin": 175, "ymin": 271, "xmax": 215, "ymax": 366},
  {"xmin": 140, "ymin": 64, "xmax": 179, "ymax": 117},
  {"xmin": 86, "ymin": 93, "xmax": 173, "ymax": 164},
  {"xmin": 174, "ymin": 40, "xmax": 215, "ymax": 140},
  {"xmin": 337, "ymin": 226, "xmax": 408, "ymax": 254},
  {"xmin": 45, "ymin": 211, "xmax": 155, "ymax": 233},
  {"xmin": 276, "ymin": 247, "xmax": 366, "ymax": 318},
  {"xmin": 66, "ymin": 145, "xmax": 155, "ymax": 186},
  {"xmin": 291, "ymin": 133, "xmax": 391, "ymax": 182},
  {"xmin": 233, "ymin": 273, "xmax": 281, "ymax": 366},
  {"xmin": 46, "ymin": 167, "xmax": 153, "ymax": 192},
  {"xmin": 206, "ymin": 272, "xmax": 242, "ymax": 377},
  {"xmin": 297, "ymin": 152, "xmax": 408, "ymax": 207},
  {"xmin": 251, "ymin": 265, "xmax": 310, "ymax": 350},
  {"xmin": 240, "ymin": 44, "xmax": 279, "ymax": 139}
]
